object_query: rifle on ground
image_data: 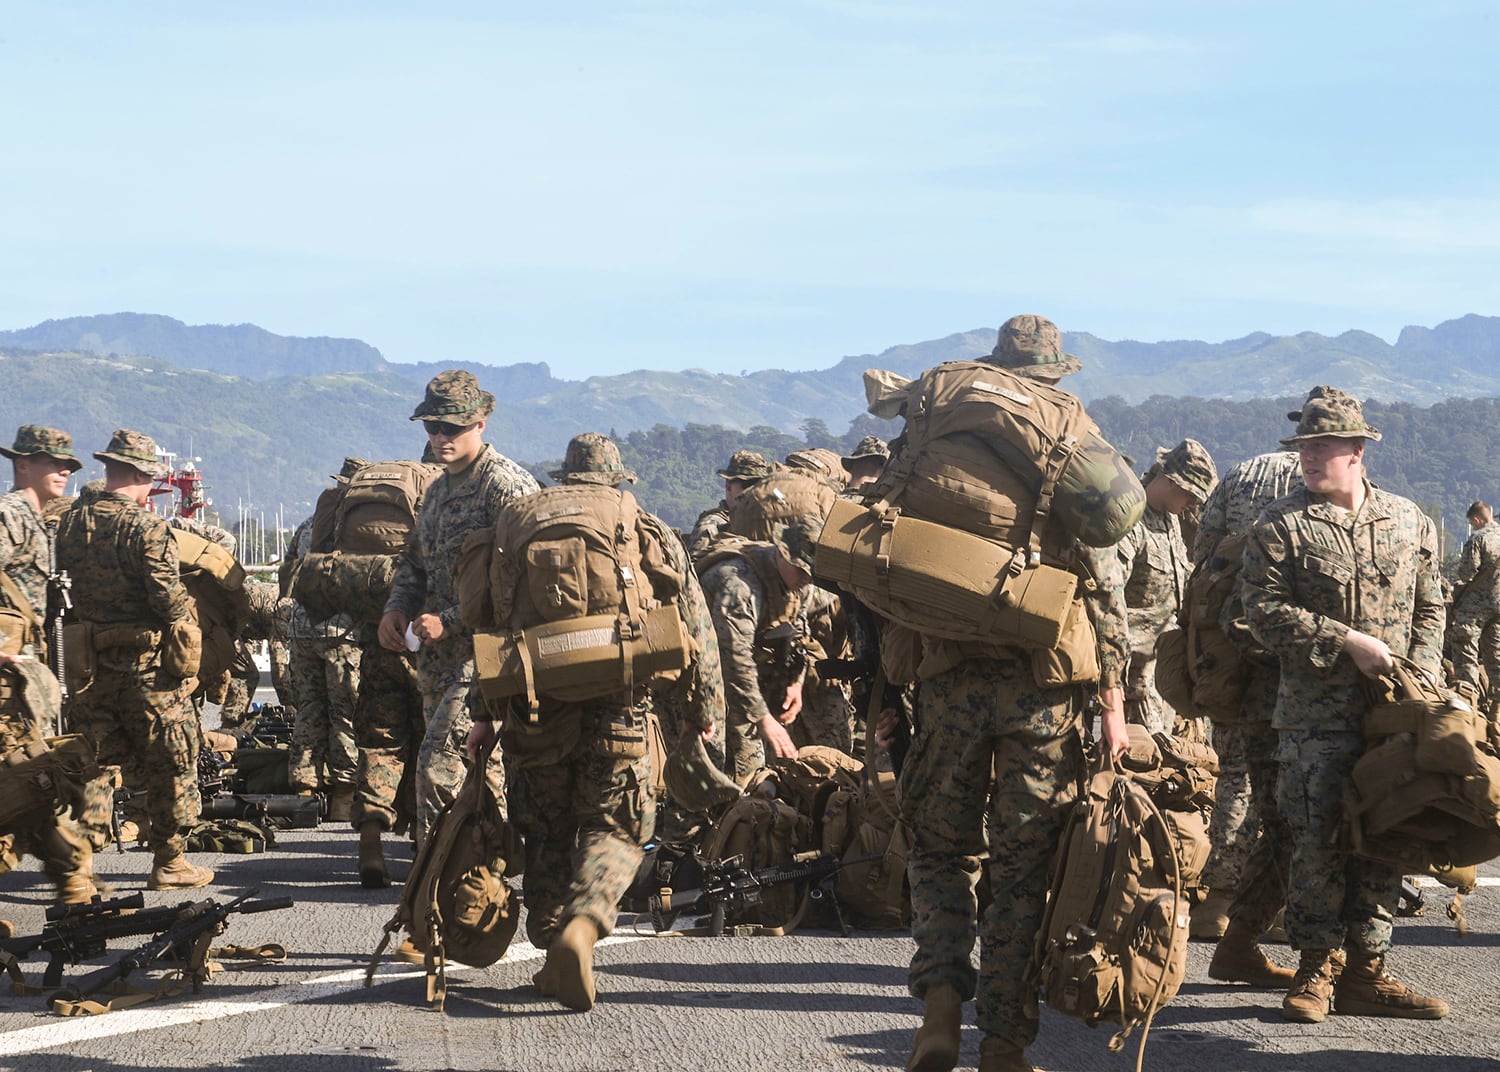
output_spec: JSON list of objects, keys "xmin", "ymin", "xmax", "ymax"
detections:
[
  {"xmin": 51, "ymin": 888, "xmax": 293, "ymax": 1002},
  {"xmin": 647, "ymin": 851, "xmax": 874, "ymax": 937}
]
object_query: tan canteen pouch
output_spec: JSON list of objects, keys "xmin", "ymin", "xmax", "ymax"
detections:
[
  {"xmin": 814, "ymin": 497, "xmax": 1076, "ymax": 648},
  {"xmin": 473, "ymin": 604, "xmax": 690, "ymax": 719}
]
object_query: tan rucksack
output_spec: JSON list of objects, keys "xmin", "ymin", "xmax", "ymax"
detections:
[
  {"xmin": 1120, "ymin": 726, "xmax": 1216, "ymax": 899},
  {"xmin": 814, "ymin": 362, "xmax": 1142, "ymax": 653},
  {"xmin": 728, "ymin": 468, "xmax": 837, "ymax": 541},
  {"xmin": 0, "ymin": 733, "xmax": 100, "ymax": 833},
  {"xmin": 172, "ymin": 527, "xmax": 249, "ymax": 687},
  {"xmin": 331, "ymin": 460, "xmax": 443, "ymax": 555},
  {"xmin": 1037, "ymin": 759, "xmax": 1190, "ymax": 1063},
  {"xmin": 472, "ymin": 484, "xmax": 691, "ymax": 715},
  {"xmin": 367, "ymin": 750, "xmax": 519, "ymax": 1009}
]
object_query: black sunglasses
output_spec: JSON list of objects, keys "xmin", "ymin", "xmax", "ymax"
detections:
[{"xmin": 423, "ymin": 420, "xmax": 469, "ymax": 437}]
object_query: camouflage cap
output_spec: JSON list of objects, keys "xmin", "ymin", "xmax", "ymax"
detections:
[
  {"xmin": 716, "ymin": 449, "xmax": 774, "ymax": 482},
  {"xmin": 548, "ymin": 432, "xmax": 637, "ymax": 485},
  {"xmin": 409, "ymin": 369, "xmax": 496, "ymax": 425},
  {"xmin": 771, "ymin": 513, "xmax": 825, "ymax": 575},
  {"xmin": 330, "ymin": 455, "xmax": 370, "ymax": 481},
  {"xmin": 988, "ymin": 314, "xmax": 1082, "ymax": 379},
  {"xmin": 1157, "ymin": 438, "xmax": 1217, "ymax": 503},
  {"xmin": 93, "ymin": 429, "xmax": 166, "ymax": 477},
  {"xmin": 0, "ymin": 425, "xmax": 83, "ymax": 472},
  {"xmin": 840, "ymin": 434, "xmax": 890, "ymax": 466},
  {"xmin": 1281, "ymin": 386, "xmax": 1382, "ymax": 445}
]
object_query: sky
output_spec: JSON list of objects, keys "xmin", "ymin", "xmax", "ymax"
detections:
[{"xmin": 3, "ymin": 1, "xmax": 1498, "ymax": 380}]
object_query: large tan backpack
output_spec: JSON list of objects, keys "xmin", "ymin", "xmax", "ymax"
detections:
[
  {"xmin": 173, "ymin": 527, "xmax": 249, "ymax": 688},
  {"xmin": 1159, "ymin": 530, "xmax": 1253, "ymax": 722},
  {"xmin": 331, "ymin": 460, "xmax": 443, "ymax": 555},
  {"xmin": 814, "ymin": 362, "xmax": 1143, "ymax": 652},
  {"xmin": 473, "ymin": 484, "xmax": 691, "ymax": 715},
  {"xmin": 728, "ymin": 468, "xmax": 837, "ymax": 541}
]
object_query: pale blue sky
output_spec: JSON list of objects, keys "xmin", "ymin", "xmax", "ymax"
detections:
[{"xmin": 2, "ymin": 2, "xmax": 1496, "ymax": 378}]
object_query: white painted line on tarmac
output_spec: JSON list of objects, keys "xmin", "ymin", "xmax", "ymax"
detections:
[
  {"xmin": 0, "ymin": 934, "xmax": 645, "ymax": 1057},
  {"xmin": 1414, "ymin": 875, "xmax": 1500, "ymax": 888}
]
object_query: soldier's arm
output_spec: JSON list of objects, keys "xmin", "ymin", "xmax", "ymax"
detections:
[
  {"xmin": 143, "ymin": 522, "xmax": 190, "ymax": 626},
  {"xmin": 653, "ymin": 524, "xmax": 723, "ymax": 733},
  {"xmin": 1408, "ymin": 513, "xmax": 1446, "ymax": 673},
  {"xmin": 701, "ymin": 562, "xmax": 774, "ymax": 729},
  {"xmin": 1456, "ymin": 534, "xmax": 1480, "ymax": 585},
  {"xmin": 1075, "ymin": 541, "xmax": 1129, "ymax": 691},
  {"xmin": 1192, "ymin": 479, "xmax": 1230, "ymax": 565},
  {"xmin": 1242, "ymin": 514, "xmax": 1347, "ymax": 669}
]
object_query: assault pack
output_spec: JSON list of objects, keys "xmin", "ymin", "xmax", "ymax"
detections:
[
  {"xmin": 1036, "ymin": 756, "xmax": 1192, "ymax": 1061},
  {"xmin": 470, "ymin": 484, "xmax": 692, "ymax": 716},
  {"xmin": 0, "ymin": 734, "xmax": 100, "ymax": 834},
  {"xmin": 291, "ymin": 459, "xmax": 443, "ymax": 625},
  {"xmin": 1155, "ymin": 530, "xmax": 1252, "ymax": 722},
  {"xmin": 727, "ymin": 467, "xmax": 838, "ymax": 542},
  {"xmin": 814, "ymin": 363, "xmax": 1143, "ymax": 660},
  {"xmin": 172, "ymin": 527, "xmax": 250, "ymax": 689}
]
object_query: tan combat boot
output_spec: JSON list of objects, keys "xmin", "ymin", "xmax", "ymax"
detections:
[
  {"xmin": 1282, "ymin": 948, "xmax": 1335, "ymax": 1023},
  {"xmin": 545, "ymin": 915, "xmax": 600, "ymax": 1011},
  {"xmin": 148, "ymin": 853, "xmax": 215, "ymax": 891},
  {"xmin": 327, "ymin": 785, "xmax": 355, "ymax": 823},
  {"xmin": 1189, "ymin": 889, "xmax": 1231, "ymax": 940},
  {"xmin": 1209, "ymin": 920, "xmax": 1295, "ymax": 987},
  {"xmin": 978, "ymin": 1034, "xmax": 1035, "ymax": 1072},
  {"xmin": 907, "ymin": 984, "xmax": 962, "ymax": 1072},
  {"xmin": 1334, "ymin": 951, "xmax": 1449, "ymax": 1019},
  {"xmin": 358, "ymin": 820, "xmax": 390, "ymax": 888}
]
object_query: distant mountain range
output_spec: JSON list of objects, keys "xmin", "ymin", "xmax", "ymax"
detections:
[{"xmin": 3, "ymin": 310, "xmax": 1499, "ymax": 525}]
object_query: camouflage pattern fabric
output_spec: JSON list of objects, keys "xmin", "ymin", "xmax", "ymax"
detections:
[
  {"xmin": 685, "ymin": 503, "xmax": 730, "ymax": 566},
  {"xmin": 0, "ymin": 670, "xmax": 93, "ymax": 882},
  {"xmin": 1200, "ymin": 720, "xmax": 1256, "ymax": 895},
  {"xmin": 1191, "ymin": 451, "xmax": 1304, "ymax": 566},
  {"xmin": 651, "ymin": 527, "xmax": 727, "ymax": 767},
  {"xmin": 1116, "ymin": 505, "xmax": 1189, "ymax": 733},
  {"xmin": 1225, "ymin": 686, "xmax": 1293, "ymax": 933},
  {"xmin": 503, "ymin": 699, "xmax": 655, "ymax": 949},
  {"xmin": 0, "ymin": 490, "xmax": 51, "ymax": 615},
  {"xmin": 286, "ymin": 517, "xmax": 360, "ymax": 641},
  {"xmin": 900, "ymin": 654, "xmax": 1085, "ymax": 1043},
  {"xmin": 55, "ymin": 484, "xmax": 201, "ymax": 859},
  {"xmin": 792, "ymin": 583, "xmax": 854, "ymax": 754},
  {"xmin": 384, "ymin": 443, "xmax": 537, "ymax": 846},
  {"xmin": 1243, "ymin": 479, "xmax": 1444, "ymax": 953},
  {"xmin": 351, "ymin": 642, "xmax": 423, "ymax": 832},
  {"xmin": 288, "ymin": 634, "xmax": 361, "ymax": 790},
  {"xmin": 217, "ymin": 642, "xmax": 259, "ymax": 727},
  {"xmin": 1451, "ymin": 520, "xmax": 1500, "ymax": 688}
]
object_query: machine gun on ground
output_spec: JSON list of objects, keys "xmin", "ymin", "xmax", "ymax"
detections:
[{"xmin": 641, "ymin": 850, "xmax": 874, "ymax": 937}]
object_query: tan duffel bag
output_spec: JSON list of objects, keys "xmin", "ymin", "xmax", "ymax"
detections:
[
  {"xmin": 473, "ymin": 604, "xmax": 691, "ymax": 719},
  {"xmin": 814, "ymin": 497, "xmax": 1076, "ymax": 648}
]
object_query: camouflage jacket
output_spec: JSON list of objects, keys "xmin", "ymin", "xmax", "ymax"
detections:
[
  {"xmin": 385, "ymin": 444, "xmax": 539, "ymax": 686},
  {"xmin": 1193, "ymin": 450, "xmax": 1304, "ymax": 565},
  {"xmin": 657, "ymin": 522, "xmax": 725, "ymax": 732},
  {"xmin": 54, "ymin": 485, "xmax": 189, "ymax": 629},
  {"xmin": 699, "ymin": 544, "xmax": 806, "ymax": 730},
  {"xmin": 1242, "ymin": 481, "xmax": 1445, "ymax": 731},
  {"xmin": 0, "ymin": 489, "xmax": 50, "ymax": 616},
  {"xmin": 1455, "ymin": 521, "xmax": 1500, "ymax": 615},
  {"xmin": 1117, "ymin": 505, "xmax": 1188, "ymax": 660},
  {"xmin": 685, "ymin": 502, "xmax": 730, "ymax": 566}
]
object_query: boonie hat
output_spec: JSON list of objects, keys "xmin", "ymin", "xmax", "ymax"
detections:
[
  {"xmin": 988, "ymin": 315, "xmax": 1083, "ymax": 379},
  {"xmin": 409, "ymin": 369, "xmax": 495, "ymax": 425},
  {"xmin": 1281, "ymin": 386, "xmax": 1382, "ymax": 445},
  {"xmin": 716, "ymin": 450, "xmax": 774, "ymax": 483},
  {"xmin": 549, "ymin": 432, "xmax": 637, "ymax": 485},
  {"xmin": 93, "ymin": 429, "xmax": 166, "ymax": 477},
  {"xmin": 1158, "ymin": 439, "xmax": 1217, "ymax": 504},
  {"xmin": 840, "ymin": 435, "xmax": 890, "ymax": 467},
  {"xmin": 0, "ymin": 425, "xmax": 83, "ymax": 473}
]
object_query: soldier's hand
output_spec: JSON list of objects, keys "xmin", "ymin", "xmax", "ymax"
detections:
[
  {"xmin": 1097, "ymin": 686, "xmax": 1128, "ymax": 763},
  {"xmin": 1344, "ymin": 629, "xmax": 1395, "ymax": 678},
  {"xmin": 759, "ymin": 715, "xmax": 798, "ymax": 759},
  {"xmin": 378, "ymin": 611, "xmax": 409, "ymax": 652},
  {"xmin": 413, "ymin": 613, "xmax": 445, "ymax": 643},
  {"xmin": 778, "ymin": 680, "xmax": 804, "ymax": 724},
  {"xmin": 874, "ymin": 707, "xmax": 900, "ymax": 750},
  {"xmin": 465, "ymin": 720, "xmax": 498, "ymax": 762}
]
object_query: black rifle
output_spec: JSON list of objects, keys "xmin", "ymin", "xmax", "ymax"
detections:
[
  {"xmin": 53, "ymin": 888, "xmax": 293, "ymax": 1001},
  {"xmin": 1397, "ymin": 876, "xmax": 1426, "ymax": 917},
  {"xmin": 44, "ymin": 517, "xmax": 71, "ymax": 730},
  {"xmin": 648, "ymin": 851, "xmax": 873, "ymax": 937}
]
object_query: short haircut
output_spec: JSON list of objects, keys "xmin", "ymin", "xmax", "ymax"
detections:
[{"xmin": 1469, "ymin": 501, "xmax": 1491, "ymax": 522}]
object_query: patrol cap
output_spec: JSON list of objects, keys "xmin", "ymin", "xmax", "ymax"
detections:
[
  {"xmin": 987, "ymin": 315, "xmax": 1082, "ymax": 379},
  {"xmin": 409, "ymin": 369, "xmax": 495, "ymax": 425},
  {"xmin": 840, "ymin": 435, "xmax": 890, "ymax": 467},
  {"xmin": 0, "ymin": 425, "xmax": 83, "ymax": 472},
  {"xmin": 716, "ymin": 449, "xmax": 774, "ymax": 483},
  {"xmin": 548, "ymin": 432, "xmax": 637, "ymax": 485},
  {"xmin": 93, "ymin": 429, "xmax": 167, "ymax": 477},
  {"xmin": 1281, "ymin": 386, "xmax": 1382, "ymax": 446},
  {"xmin": 1157, "ymin": 438, "xmax": 1217, "ymax": 504},
  {"xmin": 771, "ymin": 513, "xmax": 825, "ymax": 575}
]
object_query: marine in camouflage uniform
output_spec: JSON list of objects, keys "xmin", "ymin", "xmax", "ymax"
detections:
[
  {"xmin": 221, "ymin": 579, "xmax": 280, "ymax": 728},
  {"xmin": 898, "ymin": 315, "xmax": 1133, "ymax": 1070},
  {"xmin": 1116, "ymin": 439, "xmax": 1216, "ymax": 734},
  {"xmin": 1449, "ymin": 501, "xmax": 1500, "ymax": 693},
  {"xmin": 685, "ymin": 449, "xmax": 773, "ymax": 566},
  {"xmin": 1242, "ymin": 390, "xmax": 1449, "ymax": 1022},
  {"xmin": 285, "ymin": 513, "xmax": 363, "ymax": 798},
  {"xmin": 840, "ymin": 434, "xmax": 890, "ymax": 492},
  {"xmin": 469, "ymin": 433, "xmax": 721, "ymax": 1012},
  {"xmin": 0, "ymin": 425, "xmax": 99, "ymax": 902},
  {"xmin": 380, "ymin": 370, "xmax": 539, "ymax": 847},
  {"xmin": 699, "ymin": 516, "xmax": 828, "ymax": 781},
  {"xmin": 1192, "ymin": 450, "xmax": 1303, "ymax": 949},
  {"xmin": 54, "ymin": 429, "xmax": 213, "ymax": 890}
]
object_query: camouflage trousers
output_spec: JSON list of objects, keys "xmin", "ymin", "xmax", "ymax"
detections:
[
  {"xmin": 900, "ymin": 654, "xmax": 1085, "ymax": 1044},
  {"xmin": 218, "ymin": 643, "xmax": 260, "ymax": 728},
  {"xmin": 789, "ymin": 678, "xmax": 854, "ymax": 755},
  {"xmin": 289, "ymin": 636, "xmax": 360, "ymax": 791},
  {"xmin": 0, "ymin": 701, "xmax": 94, "ymax": 883},
  {"xmin": 269, "ymin": 639, "xmax": 294, "ymax": 707},
  {"xmin": 1124, "ymin": 650, "xmax": 1173, "ymax": 734},
  {"xmin": 415, "ymin": 677, "xmax": 505, "ymax": 850},
  {"xmin": 352, "ymin": 644, "xmax": 422, "ymax": 833},
  {"xmin": 69, "ymin": 657, "xmax": 200, "ymax": 860},
  {"xmin": 1227, "ymin": 718, "xmax": 1292, "ymax": 932},
  {"xmin": 504, "ymin": 701, "xmax": 655, "ymax": 949},
  {"xmin": 1277, "ymin": 726, "xmax": 1401, "ymax": 954},
  {"xmin": 1202, "ymin": 721, "xmax": 1257, "ymax": 894},
  {"xmin": 1449, "ymin": 605, "xmax": 1500, "ymax": 691}
]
